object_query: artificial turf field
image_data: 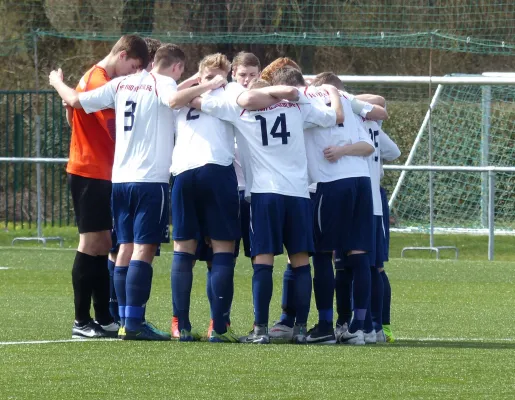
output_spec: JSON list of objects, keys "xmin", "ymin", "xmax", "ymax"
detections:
[{"xmin": 1, "ymin": 230, "xmax": 514, "ymax": 399}]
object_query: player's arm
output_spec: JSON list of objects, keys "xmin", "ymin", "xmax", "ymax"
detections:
[
  {"xmin": 63, "ymin": 100, "xmax": 73, "ymax": 127},
  {"xmin": 320, "ymin": 84, "xmax": 344, "ymax": 124},
  {"xmin": 344, "ymin": 92, "xmax": 388, "ymax": 121},
  {"xmin": 177, "ymin": 72, "xmax": 199, "ymax": 90},
  {"xmin": 236, "ymin": 86, "xmax": 299, "ymax": 110},
  {"xmin": 379, "ymin": 130, "xmax": 401, "ymax": 161},
  {"xmin": 197, "ymin": 94, "xmax": 241, "ymax": 123},
  {"xmin": 168, "ymin": 75, "xmax": 227, "ymax": 109},
  {"xmin": 323, "ymin": 142, "xmax": 375, "ymax": 162},
  {"xmin": 49, "ymin": 69, "xmax": 82, "ymax": 109},
  {"xmin": 355, "ymin": 94, "xmax": 386, "ymax": 107}
]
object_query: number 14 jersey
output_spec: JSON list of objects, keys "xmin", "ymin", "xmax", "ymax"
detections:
[{"xmin": 201, "ymin": 91, "xmax": 336, "ymax": 199}]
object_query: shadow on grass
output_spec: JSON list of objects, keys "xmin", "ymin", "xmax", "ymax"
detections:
[{"xmin": 394, "ymin": 339, "xmax": 515, "ymax": 350}]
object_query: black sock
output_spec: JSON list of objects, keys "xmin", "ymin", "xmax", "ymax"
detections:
[
  {"xmin": 72, "ymin": 251, "xmax": 96, "ymax": 325},
  {"xmin": 91, "ymin": 255, "xmax": 113, "ymax": 325}
]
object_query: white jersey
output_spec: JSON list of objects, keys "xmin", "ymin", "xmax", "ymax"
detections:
[
  {"xmin": 364, "ymin": 120, "xmax": 401, "ymax": 214},
  {"xmin": 171, "ymin": 87, "xmax": 235, "ymax": 176},
  {"xmin": 234, "ymin": 142, "xmax": 246, "ymax": 191},
  {"xmin": 79, "ymin": 70, "xmax": 177, "ymax": 184},
  {"xmin": 201, "ymin": 90, "xmax": 337, "ymax": 198},
  {"xmin": 379, "ymin": 129, "xmax": 401, "ymax": 179},
  {"xmin": 303, "ymin": 86, "xmax": 373, "ymax": 183}
]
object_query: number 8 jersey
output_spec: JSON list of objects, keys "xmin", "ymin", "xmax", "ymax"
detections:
[
  {"xmin": 201, "ymin": 90, "xmax": 337, "ymax": 199},
  {"xmin": 78, "ymin": 70, "xmax": 178, "ymax": 184}
]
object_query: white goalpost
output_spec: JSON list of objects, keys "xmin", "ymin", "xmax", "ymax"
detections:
[{"xmin": 2, "ymin": 74, "xmax": 515, "ymax": 260}]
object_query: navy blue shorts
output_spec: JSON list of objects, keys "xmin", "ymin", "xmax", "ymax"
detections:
[
  {"xmin": 369, "ymin": 215, "xmax": 386, "ymax": 268},
  {"xmin": 250, "ymin": 193, "xmax": 314, "ymax": 257},
  {"xmin": 380, "ymin": 186, "xmax": 390, "ymax": 262},
  {"xmin": 195, "ymin": 191, "xmax": 251, "ymax": 262},
  {"xmin": 314, "ymin": 177, "xmax": 374, "ymax": 254},
  {"xmin": 172, "ymin": 164, "xmax": 240, "ymax": 242},
  {"xmin": 112, "ymin": 182, "xmax": 170, "ymax": 245},
  {"xmin": 239, "ymin": 190, "xmax": 251, "ymax": 258},
  {"xmin": 110, "ymin": 227, "xmax": 162, "ymax": 256}
]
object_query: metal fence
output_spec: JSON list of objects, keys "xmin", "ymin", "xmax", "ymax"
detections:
[{"xmin": 0, "ymin": 90, "xmax": 72, "ymax": 228}]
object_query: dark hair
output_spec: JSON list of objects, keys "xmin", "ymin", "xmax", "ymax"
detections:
[
  {"xmin": 143, "ymin": 37, "xmax": 162, "ymax": 61},
  {"xmin": 312, "ymin": 72, "xmax": 344, "ymax": 90},
  {"xmin": 271, "ymin": 66, "xmax": 305, "ymax": 86},
  {"xmin": 110, "ymin": 35, "xmax": 150, "ymax": 69},
  {"xmin": 232, "ymin": 52, "xmax": 261, "ymax": 71},
  {"xmin": 154, "ymin": 44, "xmax": 186, "ymax": 69}
]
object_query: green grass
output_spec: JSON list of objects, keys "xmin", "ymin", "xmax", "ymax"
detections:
[
  {"xmin": 0, "ymin": 245, "xmax": 515, "ymax": 399},
  {"xmin": 2, "ymin": 225, "xmax": 514, "ymax": 261}
]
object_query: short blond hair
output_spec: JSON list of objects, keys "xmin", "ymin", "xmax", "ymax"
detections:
[
  {"xmin": 199, "ymin": 53, "xmax": 231, "ymax": 74},
  {"xmin": 248, "ymin": 79, "xmax": 270, "ymax": 89},
  {"xmin": 261, "ymin": 57, "xmax": 301, "ymax": 83}
]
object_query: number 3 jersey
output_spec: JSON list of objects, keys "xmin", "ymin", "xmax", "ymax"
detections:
[
  {"xmin": 201, "ymin": 90, "xmax": 337, "ymax": 199},
  {"xmin": 78, "ymin": 70, "xmax": 178, "ymax": 184},
  {"xmin": 171, "ymin": 87, "xmax": 235, "ymax": 176}
]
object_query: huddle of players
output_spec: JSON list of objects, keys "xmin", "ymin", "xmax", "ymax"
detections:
[{"xmin": 49, "ymin": 35, "xmax": 400, "ymax": 345}]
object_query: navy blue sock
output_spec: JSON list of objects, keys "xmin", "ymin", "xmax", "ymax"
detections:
[
  {"xmin": 125, "ymin": 260, "xmax": 153, "ymax": 331},
  {"xmin": 347, "ymin": 253, "xmax": 371, "ymax": 333},
  {"xmin": 107, "ymin": 259, "xmax": 119, "ymax": 323},
  {"xmin": 211, "ymin": 252, "xmax": 235, "ymax": 334},
  {"xmin": 279, "ymin": 263, "xmax": 295, "ymax": 327},
  {"xmin": 370, "ymin": 267, "xmax": 384, "ymax": 331},
  {"xmin": 206, "ymin": 267, "xmax": 213, "ymax": 319},
  {"xmin": 312, "ymin": 253, "xmax": 335, "ymax": 329},
  {"xmin": 226, "ymin": 260, "xmax": 235, "ymax": 326},
  {"xmin": 292, "ymin": 264, "xmax": 312, "ymax": 326},
  {"xmin": 335, "ymin": 268, "xmax": 353, "ymax": 326},
  {"xmin": 113, "ymin": 266, "xmax": 128, "ymax": 326},
  {"xmin": 252, "ymin": 263, "xmax": 273, "ymax": 326},
  {"xmin": 381, "ymin": 270, "xmax": 391, "ymax": 325},
  {"xmin": 171, "ymin": 251, "xmax": 195, "ymax": 332},
  {"xmin": 364, "ymin": 304, "xmax": 373, "ymax": 333}
]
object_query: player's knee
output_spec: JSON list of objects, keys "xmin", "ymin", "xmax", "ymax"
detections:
[
  {"xmin": 211, "ymin": 239, "xmax": 235, "ymax": 254},
  {"xmin": 289, "ymin": 252, "xmax": 310, "ymax": 268},
  {"xmin": 254, "ymin": 253, "xmax": 274, "ymax": 265},
  {"xmin": 132, "ymin": 244, "xmax": 158, "ymax": 264},
  {"xmin": 117, "ymin": 243, "xmax": 134, "ymax": 266},
  {"xmin": 78, "ymin": 231, "xmax": 112, "ymax": 255},
  {"xmin": 174, "ymin": 239, "xmax": 197, "ymax": 255}
]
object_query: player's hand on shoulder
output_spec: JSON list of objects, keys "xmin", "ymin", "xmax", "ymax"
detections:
[
  {"xmin": 207, "ymin": 75, "xmax": 228, "ymax": 90},
  {"xmin": 49, "ymin": 68, "xmax": 64, "ymax": 87}
]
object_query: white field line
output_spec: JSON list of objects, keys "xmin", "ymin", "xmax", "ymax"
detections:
[
  {"xmin": 1, "ymin": 337, "xmax": 515, "ymax": 346},
  {"xmin": 0, "ymin": 267, "xmax": 10, "ymax": 270},
  {"xmin": 0, "ymin": 338, "xmax": 116, "ymax": 345}
]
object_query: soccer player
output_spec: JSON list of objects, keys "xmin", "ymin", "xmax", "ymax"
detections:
[
  {"xmin": 378, "ymin": 127, "xmax": 401, "ymax": 343},
  {"xmin": 58, "ymin": 35, "xmax": 148, "ymax": 339},
  {"xmin": 303, "ymin": 72, "xmax": 376, "ymax": 345},
  {"xmin": 107, "ymin": 36, "xmax": 162, "ymax": 325},
  {"xmin": 170, "ymin": 53, "xmax": 240, "ymax": 343},
  {"xmin": 50, "ymin": 44, "xmax": 226, "ymax": 340},
  {"xmin": 192, "ymin": 67, "xmax": 344, "ymax": 344},
  {"xmin": 360, "ymin": 119, "xmax": 399, "ymax": 343}
]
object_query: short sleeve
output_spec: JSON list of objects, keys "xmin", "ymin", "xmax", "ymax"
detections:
[
  {"xmin": 301, "ymin": 100, "xmax": 336, "ymax": 129},
  {"xmin": 157, "ymin": 78, "xmax": 178, "ymax": 108},
  {"xmin": 201, "ymin": 94, "xmax": 241, "ymax": 123},
  {"xmin": 78, "ymin": 79, "xmax": 118, "ymax": 114},
  {"xmin": 379, "ymin": 130, "xmax": 401, "ymax": 161}
]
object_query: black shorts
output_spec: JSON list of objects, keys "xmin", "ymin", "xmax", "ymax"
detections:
[{"xmin": 68, "ymin": 173, "xmax": 112, "ymax": 234}]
